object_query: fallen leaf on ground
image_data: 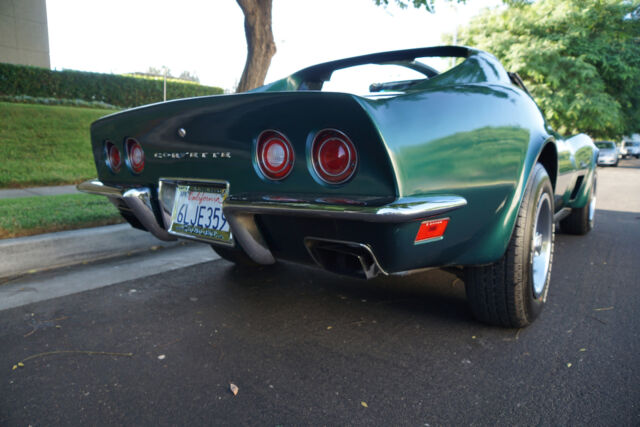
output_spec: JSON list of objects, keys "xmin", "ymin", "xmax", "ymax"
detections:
[
  {"xmin": 567, "ymin": 363, "xmax": 572, "ymax": 368},
  {"xmin": 361, "ymin": 401, "xmax": 368, "ymax": 408},
  {"xmin": 593, "ymin": 306, "xmax": 613, "ymax": 311},
  {"xmin": 158, "ymin": 354, "xmax": 166, "ymax": 360},
  {"xmin": 230, "ymin": 383, "xmax": 239, "ymax": 396},
  {"xmin": 327, "ymin": 326, "xmax": 333, "ymax": 330},
  {"xmin": 579, "ymin": 348, "xmax": 586, "ymax": 352}
]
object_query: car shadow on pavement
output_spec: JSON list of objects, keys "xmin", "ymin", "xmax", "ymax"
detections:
[{"xmin": 215, "ymin": 260, "xmax": 476, "ymax": 328}]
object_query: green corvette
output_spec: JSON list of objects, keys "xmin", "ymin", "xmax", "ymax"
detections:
[{"xmin": 79, "ymin": 46, "xmax": 598, "ymax": 327}]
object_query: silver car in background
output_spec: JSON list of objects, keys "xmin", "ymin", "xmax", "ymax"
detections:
[
  {"xmin": 623, "ymin": 141, "xmax": 640, "ymax": 159},
  {"xmin": 596, "ymin": 141, "xmax": 619, "ymax": 166}
]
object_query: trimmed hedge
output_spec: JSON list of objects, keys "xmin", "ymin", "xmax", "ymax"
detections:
[{"xmin": 0, "ymin": 62, "xmax": 224, "ymax": 108}]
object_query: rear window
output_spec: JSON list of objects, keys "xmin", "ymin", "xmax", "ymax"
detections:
[
  {"xmin": 595, "ymin": 142, "xmax": 615, "ymax": 149},
  {"xmin": 625, "ymin": 142, "xmax": 636, "ymax": 147},
  {"xmin": 318, "ymin": 57, "xmax": 456, "ymax": 95},
  {"xmin": 322, "ymin": 63, "xmax": 428, "ymax": 94}
]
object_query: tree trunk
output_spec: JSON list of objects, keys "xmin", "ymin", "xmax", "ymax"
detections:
[{"xmin": 235, "ymin": 0, "xmax": 276, "ymax": 93}]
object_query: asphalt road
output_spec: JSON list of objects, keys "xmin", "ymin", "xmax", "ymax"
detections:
[{"xmin": 2, "ymin": 159, "xmax": 639, "ymax": 426}]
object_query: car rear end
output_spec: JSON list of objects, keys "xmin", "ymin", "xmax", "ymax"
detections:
[{"xmin": 79, "ymin": 91, "xmax": 468, "ymax": 277}]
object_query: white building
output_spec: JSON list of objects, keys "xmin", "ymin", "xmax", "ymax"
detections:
[{"xmin": 0, "ymin": 0, "xmax": 50, "ymax": 68}]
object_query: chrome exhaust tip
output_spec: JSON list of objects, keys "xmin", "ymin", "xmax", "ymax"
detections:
[{"xmin": 304, "ymin": 237, "xmax": 387, "ymax": 280}]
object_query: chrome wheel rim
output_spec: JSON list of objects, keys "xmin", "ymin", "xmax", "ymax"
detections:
[{"xmin": 532, "ymin": 193, "xmax": 552, "ymax": 299}]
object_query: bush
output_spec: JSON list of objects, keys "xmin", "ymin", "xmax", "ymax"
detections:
[{"xmin": 0, "ymin": 62, "xmax": 224, "ymax": 108}]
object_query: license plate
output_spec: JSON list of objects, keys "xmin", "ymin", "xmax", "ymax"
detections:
[{"xmin": 169, "ymin": 184, "xmax": 232, "ymax": 243}]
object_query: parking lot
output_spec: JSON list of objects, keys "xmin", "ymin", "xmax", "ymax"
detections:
[{"xmin": 1, "ymin": 158, "xmax": 639, "ymax": 425}]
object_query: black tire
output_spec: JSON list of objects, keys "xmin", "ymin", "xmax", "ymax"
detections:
[
  {"xmin": 465, "ymin": 163, "xmax": 554, "ymax": 327},
  {"xmin": 560, "ymin": 175, "xmax": 596, "ymax": 235},
  {"xmin": 211, "ymin": 244, "xmax": 262, "ymax": 267}
]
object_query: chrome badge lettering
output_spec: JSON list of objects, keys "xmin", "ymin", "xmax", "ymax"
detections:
[{"xmin": 153, "ymin": 152, "xmax": 232, "ymax": 160}]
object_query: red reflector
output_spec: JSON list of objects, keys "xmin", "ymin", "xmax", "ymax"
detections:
[{"xmin": 415, "ymin": 218, "xmax": 449, "ymax": 244}]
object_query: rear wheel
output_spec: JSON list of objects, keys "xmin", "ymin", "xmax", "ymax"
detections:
[
  {"xmin": 560, "ymin": 175, "xmax": 596, "ymax": 235},
  {"xmin": 465, "ymin": 163, "xmax": 554, "ymax": 327}
]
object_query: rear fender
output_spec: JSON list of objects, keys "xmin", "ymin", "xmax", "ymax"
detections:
[
  {"xmin": 356, "ymin": 82, "xmax": 551, "ymax": 266},
  {"xmin": 454, "ymin": 133, "xmax": 552, "ymax": 265}
]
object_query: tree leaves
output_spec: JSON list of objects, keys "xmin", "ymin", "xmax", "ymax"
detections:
[
  {"xmin": 456, "ymin": 0, "xmax": 640, "ymax": 139},
  {"xmin": 373, "ymin": 0, "xmax": 467, "ymax": 13},
  {"xmin": 230, "ymin": 383, "xmax": 239, "ymax": 396}
]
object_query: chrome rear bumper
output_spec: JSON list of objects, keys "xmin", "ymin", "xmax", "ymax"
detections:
[
  {"xmin": 78, "ymin": 179, "xmax": 467, "ymax": 266},
  {"xmin": 77, "ymin": 180, "xmax": 176, "ymax": 241}
]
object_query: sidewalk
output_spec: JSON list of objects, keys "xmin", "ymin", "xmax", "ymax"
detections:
[
  {"xmin": 0, "ymin": 223, "xmax": 189, "ymax": 279},
  {"xmin": 0, "ymin": 184, "xmax": 213, "ymax": 280},
  {"xmin": 0, "ymin": 184, "xmax": 79, "ymax": 199}
]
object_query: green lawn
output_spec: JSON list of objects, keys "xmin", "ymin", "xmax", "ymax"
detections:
[
  {"xmin": 0, "ymin": 102, "xmax": 116, "ymax": 188},
  {"xmin": 0, "ymin": 193, "xmax": 124, "ymax": 238}
]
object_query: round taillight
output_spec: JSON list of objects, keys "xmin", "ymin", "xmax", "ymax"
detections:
[
  {"xmin": 125, "ymin": 138, "xmax": 145, "ymax": 174},
  {"xmin": 105, "ymin": 141, "xmax": 122, "ymax": 173},
  {"xmin": 311, "ymin": 129, "xmax": 357, "ymax": 184},
  {"xmin": 256, "ymin": 130, "xmax": 294, "ymax": 180}
]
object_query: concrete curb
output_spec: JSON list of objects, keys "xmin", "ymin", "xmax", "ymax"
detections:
[
  {"xmin": 0, "ymin": 185, "xmax": 79, "ymax": 199},
  {"xmin": 0, "ymin": 224, "xmax": 191, "ymax": 279}
]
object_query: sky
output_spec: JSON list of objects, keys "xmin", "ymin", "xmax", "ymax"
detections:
[{"xmin": 46, "ymin": 0, "xmax": 502, "ymax": 92}]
